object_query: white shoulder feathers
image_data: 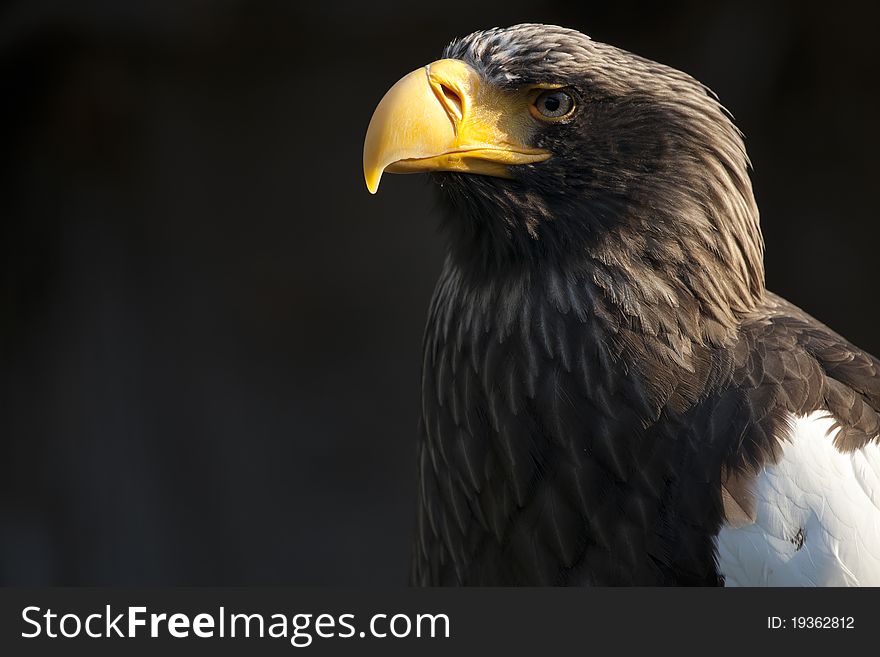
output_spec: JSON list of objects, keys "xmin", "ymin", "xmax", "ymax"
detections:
[{"xmin": 717, "ymin": 411, "xmax": 880, "ymax": 586}]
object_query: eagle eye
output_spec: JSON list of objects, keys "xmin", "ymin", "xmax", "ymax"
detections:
[{"xmin": 531, "ymin": 89, "xmax": 576, "ymax": 121}]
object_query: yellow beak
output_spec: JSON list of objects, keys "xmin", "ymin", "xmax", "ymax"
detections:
[{"xmin": 363, "ymin": 59, "xmax": 551, "ymax": 194}]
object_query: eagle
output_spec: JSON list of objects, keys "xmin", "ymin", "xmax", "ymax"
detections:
[{"xmin": 362, "ymin": 24, "xmax": 880, "ymax": 586}]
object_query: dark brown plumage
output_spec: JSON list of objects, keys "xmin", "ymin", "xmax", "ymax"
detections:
[{"xmin": 397, "ymin": 24, "xmax": 880, "ymax": 585}]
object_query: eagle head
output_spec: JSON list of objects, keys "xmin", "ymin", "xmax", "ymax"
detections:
[{"xmin": 364, "ymin": 23, "xmax": 764, "ymax": 329}]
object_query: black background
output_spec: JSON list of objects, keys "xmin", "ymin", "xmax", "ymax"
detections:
[{"xmin": 1, "ymin": 0, "xmax": 878, "ymax": 585}]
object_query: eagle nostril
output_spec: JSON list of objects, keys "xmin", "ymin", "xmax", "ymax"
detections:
[{"xmin": 439, "ymin": 84, "xmax": 463, "ymax": 121}]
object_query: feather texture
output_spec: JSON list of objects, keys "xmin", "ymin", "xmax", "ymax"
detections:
[
  {"xmin": 398, "ymin": 24, "xmax": 880, "ymax": 586},
  {"xmin": 718, "ymin": 411, "xmax": 880, "ymax": 586}
]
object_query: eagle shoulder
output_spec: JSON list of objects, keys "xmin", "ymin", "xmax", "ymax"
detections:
[
  {"xmin": 718, "ymin": 411, "xmax": 880, "ymax": 586},
  {"xmin": 717, "ymin": 294, "xmax": 880, "ymax": 585}
]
